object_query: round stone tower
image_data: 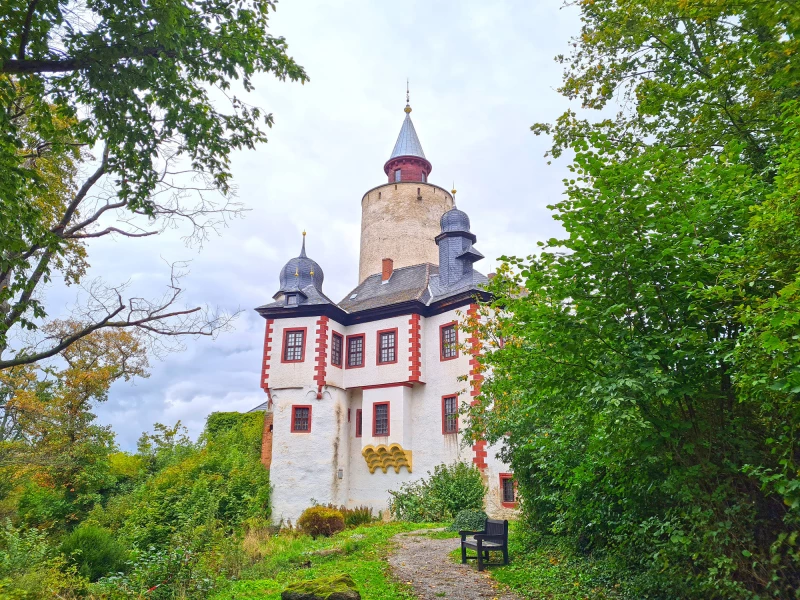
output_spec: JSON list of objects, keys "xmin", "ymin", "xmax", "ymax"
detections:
[{"xmin": 358, "ymin": 100, "xmax": 454, "ymax": 283}]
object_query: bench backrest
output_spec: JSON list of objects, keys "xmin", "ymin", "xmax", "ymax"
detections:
[{"xmin": 485, "ymin": 518, "xmax": 508, "ymax": 539}]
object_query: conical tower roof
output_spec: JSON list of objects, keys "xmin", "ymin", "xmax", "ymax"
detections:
[{"xmin": 389, "ymin": 111, "xmax": 426, "ymax": 160}]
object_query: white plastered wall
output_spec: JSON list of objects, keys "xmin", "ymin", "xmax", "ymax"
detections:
[{"xmin": 266, "ymin": 306, "xmax": 517, "ymax": 523}]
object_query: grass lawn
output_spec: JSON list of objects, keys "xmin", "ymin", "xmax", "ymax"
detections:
[
  {"xmin": 210, "ymin": 522, "xmax": 442, "ymax": 600},
  {"xmin": 448, "ymin": 522, "xmax": 624, "ymax": 599}
]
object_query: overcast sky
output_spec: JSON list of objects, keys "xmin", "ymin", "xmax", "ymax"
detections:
[{"xmin": 83, "ymin": 0, "xmax": 582, "ymax": 449}]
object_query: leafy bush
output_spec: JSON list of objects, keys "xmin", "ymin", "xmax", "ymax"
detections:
[
  {"xmin": 0, "ymin": 521, "xmax": 89, "ymax": 597},
  {"xmin": 388, "ymin": 462, "xmax": 486, "ymax": 522},
  {"xmin": 61, "ymin": 525, "xmax": 129, "ymax": 581},
  {"xmin": 323, "ymin": 504, "xmax": 375, "ymax": 528},
  {"xmin": 449, "ymin": 509, "xmax": 487, "ymax": 533},
  {"xmin": 297, "ymin": 506, "xmax": 345, "ymax": 538},
  {"xmin": 95, "ymin": 545, "xmax": 217, "ymax": 600}
]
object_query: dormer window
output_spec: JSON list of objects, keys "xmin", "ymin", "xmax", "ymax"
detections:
[
  {"xmin": 285, "ymin": 293, "xmax": 299, "ymax": 306},
  {"xmin": 394, "ymin": 169, "xmax": 401, "ymax": 182}
]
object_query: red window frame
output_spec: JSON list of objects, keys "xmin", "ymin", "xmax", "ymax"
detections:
[
  {"xmin": 442, "ymin": 395, "xmax": 458, "ymax": 434},
  {"xmin": 499, "ymin": 473, "xmax": 517, "ymax": 507},
  {"xmin": 440, "ymin": 322, "xmax": 459, "ymax": 361},
  {"xmin": 372, "ymin": 402, "xmax": 390, "ymax": 437},
  {"xmin": 346, "ymin": 334, "xmax": 365, "ymax": 369},
  {"xmin": 331, "ymin": 332, "xmax": 343, "ymax": 368},
  {"xmin": 281, "ymin": 327, "xmax": 307, "ymax": 363},
  {"xmin": 355, "ymin": 409, "xmax": 362, "ymax": 437},
  {"xmin": 376, "ymin": 328, "xmax": 398, "ymax": 365},
  {"xmin": 290, "ymin": 405, "xmax": 312, "ymax": 433}
]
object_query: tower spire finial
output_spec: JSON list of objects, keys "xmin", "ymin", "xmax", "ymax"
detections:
[
  {"xmin": 451, "ymin": 182, "xmax": 457, "ymax": 205},
  {"xmin": 404, "ymin": 79, "xmax": 412, "ymax": 114},
  {"xmin": 299, "ymin": 230, "xmax": 307, "ymax": 258}
]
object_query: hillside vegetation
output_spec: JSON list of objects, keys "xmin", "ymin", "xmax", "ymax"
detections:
[{"xmin": 0, "ymin": 411, "xmax": 270, "ymax": 598}]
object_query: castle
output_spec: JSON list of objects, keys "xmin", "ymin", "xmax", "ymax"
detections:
[{"xmin": 252, "ymin": 97, "xmax": 516, "ymax": 523}]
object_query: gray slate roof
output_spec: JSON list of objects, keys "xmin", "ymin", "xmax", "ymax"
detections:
[
  {"xmin": 338, "ymin": 263, "xmax": 436, "ymax": 312},
  {"xmin": 336, "ymin": 263, "xmax": 488, "ymax": 313},
  {"xmin": 390, "ymin": 112, "xmax": 426, "ymax": 160}
]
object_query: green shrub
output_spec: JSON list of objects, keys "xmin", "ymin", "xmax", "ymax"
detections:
[
  {"xmin": 61, "ymin": 525, "xmax": 129, "ymax": 581},
  {"xmin": 388, "ymin": 462, "xmax": 486, "ymax": 522},
  {"xmin": 297, "ymin": 506, "xmax": 345, "ymax": 538},
  {"xmin": 449, "ymin": 509, "xmax": 487, "ymax": 533}
]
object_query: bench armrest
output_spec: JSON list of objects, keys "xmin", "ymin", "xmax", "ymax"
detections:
[
  {"xmin": 473, "ymin": 534, "xmax": 505, "ymax": 542},
  {"xmin": 459, "ymin": 529, "xmax": 485, "ymax": 540}
]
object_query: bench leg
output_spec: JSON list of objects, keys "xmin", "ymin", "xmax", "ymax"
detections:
[
  {"xmin": 477, "ymin": 541, "xmax": 484, "ymax": 571},
  {"xmin": 503, "ymin": 547, "xmax": 509, "ymax": 565},
  {"xmin": 461, "ymin": 543, "xmax": 467, "ymax": 564}
]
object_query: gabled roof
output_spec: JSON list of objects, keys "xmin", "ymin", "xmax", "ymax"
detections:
[
  {"xmin": 338, "ymin": 263, "xmax": 436, "ymax": 313},
  {"xmin": 390, "ymin": 113, "xmax": 426, "ymax": 160}
]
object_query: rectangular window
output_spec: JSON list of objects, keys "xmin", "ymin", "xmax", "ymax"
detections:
[
  {"xmin": 442, "ymin": 395, "xmax": 458, "ymax": 434},
  {"xmin": 347, "ymin": 334, "xmax": 365, "ymax": 368},
  {"xmin": 355, "ymin": 409, "xmax": 362, "ymax": 437},
  {"xmin": 377, "ymin": 329, "xmax": 397, "ymax": 364},
  {"xmin": 394, "ymin": 169, "xmax": 401, "ymax": 182},
  {"xmin": 283, "ymin": 328, "xmax": 305, "ymax": 362},
  {"xmin": 440, "ymin": 322, "xmax": 458, "ymax": 360},
  {"xmin": 500, "ymin": 473, "xmax": 516, "ymax": 506},
  {"xmin": 331, "ymin": 332, "xmax": 343, "ymax": 368},
  {"xmin": 373, "ymin": 402, "xmax": 389, "ymax": 436},
  {"xmin": 422, "ymin": 172, "xmax": 427, "ymax": 183},
  {"xmin": 291, "ymin": 405, "xmax": 312, "ymax": 433},
  {"xmin": 286, "ymin": 293, "xmax": 298, "ymax": 306}
]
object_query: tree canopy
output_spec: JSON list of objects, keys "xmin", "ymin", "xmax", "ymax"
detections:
[
  {"xmin": 468, "ymin": 1, "xmax": 800, "ymax": 597},
  {"xmin": 0, "ymin": 0, "xmax": 307, "ymax": 368}
]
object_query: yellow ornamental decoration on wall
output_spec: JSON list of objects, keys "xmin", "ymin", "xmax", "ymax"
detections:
[{"xmin": 361, "ymin": 444, "xmax": 412, "ymax": 474}]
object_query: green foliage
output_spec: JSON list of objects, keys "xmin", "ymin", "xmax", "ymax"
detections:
[
  {"xmin": 468, "ymin": 1, "xmax": 800, "ymax": 597},
  {"xmin": 388, "ymin": 463, "xmax": 486, "ymax": 522},
  {"xmin": 0, "ymin": 0, "xmax": 308, "ymax": 361},
  {"xmin": 323, "ymin": 504, "xmax": 375, "ymax": 528},
  {"xmin": 211, "ymin": 521, "xmax": 430, "ymax": 600},
  {"xmin": 60, "ymin": 525, "xmax": 128, "ymax": 582},
  {"xmin": 448, "ymin": 509, "xmax": 487, "ymax": 533},
  {"xmin": 0, "ymin": 520, "xmax": 89, "ymax": 597},
  {"xmin": 298, "ymin": 507, "xmax": 346, "ymax": 539}
]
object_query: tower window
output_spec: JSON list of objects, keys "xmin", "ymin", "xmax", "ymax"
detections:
[
  {"xmin": 422, "ymin": 172, "xmax": 427, "ymax": 183},
  {"xmin": 500, "ymin": 473, "xmax": 517, "ymax": 506},
  {"xmin": 282, "ymin": 328, "xmax": 306, "ymax": 362},
  {"xmin": 377, "ymin": 329, "xmax": 397, "ymax": 364},
  {"xmin": 373, "ymin": 402, "xmax": 390, "ymax": 436},
  {"xmin": 355, "ymin": 409, "xmax": 362, "ymax": 437},
  {"xmin": 346, "ymin": 334, "xmax": 365, "ymax": 368},
  {"xmin": 394, "ymin": 169, "xmax": 401, "ymax": 182},
  {"xmin": 285, "ymin": 293, "xmax": 298, "ymax": 306},
  {"xmin": 442, "ymin": 395, "xmax": 458, "ymax": 434},
  {"xmin": 291, "ymin": 405, "xmax": 312, "ymax": 433},
  {"xmin": 440, "ymin": 322, "xmax": 458, "ymax": 360},
  {"xmin": 331, "ymin": 332, "xmax": 343, "ymax": 368}
]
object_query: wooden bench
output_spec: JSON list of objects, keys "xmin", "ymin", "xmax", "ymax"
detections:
[{"xmin": 460, "ymin": 518, "xmax": 509, "ymax": 571}]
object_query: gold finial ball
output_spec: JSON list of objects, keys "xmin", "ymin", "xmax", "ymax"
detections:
[
  {"xmin": 404, "ymin": 104, "xmax": 412, "ymax": 114},
  {"xmin": 302, "ymin": 230, "xmax": 306, "ymax": 236},
  {"xmin": 451, "ymin": 188, "xmax": 457, "ymax": 196}
]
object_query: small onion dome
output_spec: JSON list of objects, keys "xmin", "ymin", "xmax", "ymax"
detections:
[
  {"xmin": 440, "ymin": 206, "xmax": 471, "ymax": 233},
  {"xmin": 276, "ymin": 233, "xmax": 324, "ymax": 295}
]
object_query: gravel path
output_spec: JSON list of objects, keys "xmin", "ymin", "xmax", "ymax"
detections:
[{"xmin": 387, "ymin": 530, "xmax": 523, "ymax": 600}]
